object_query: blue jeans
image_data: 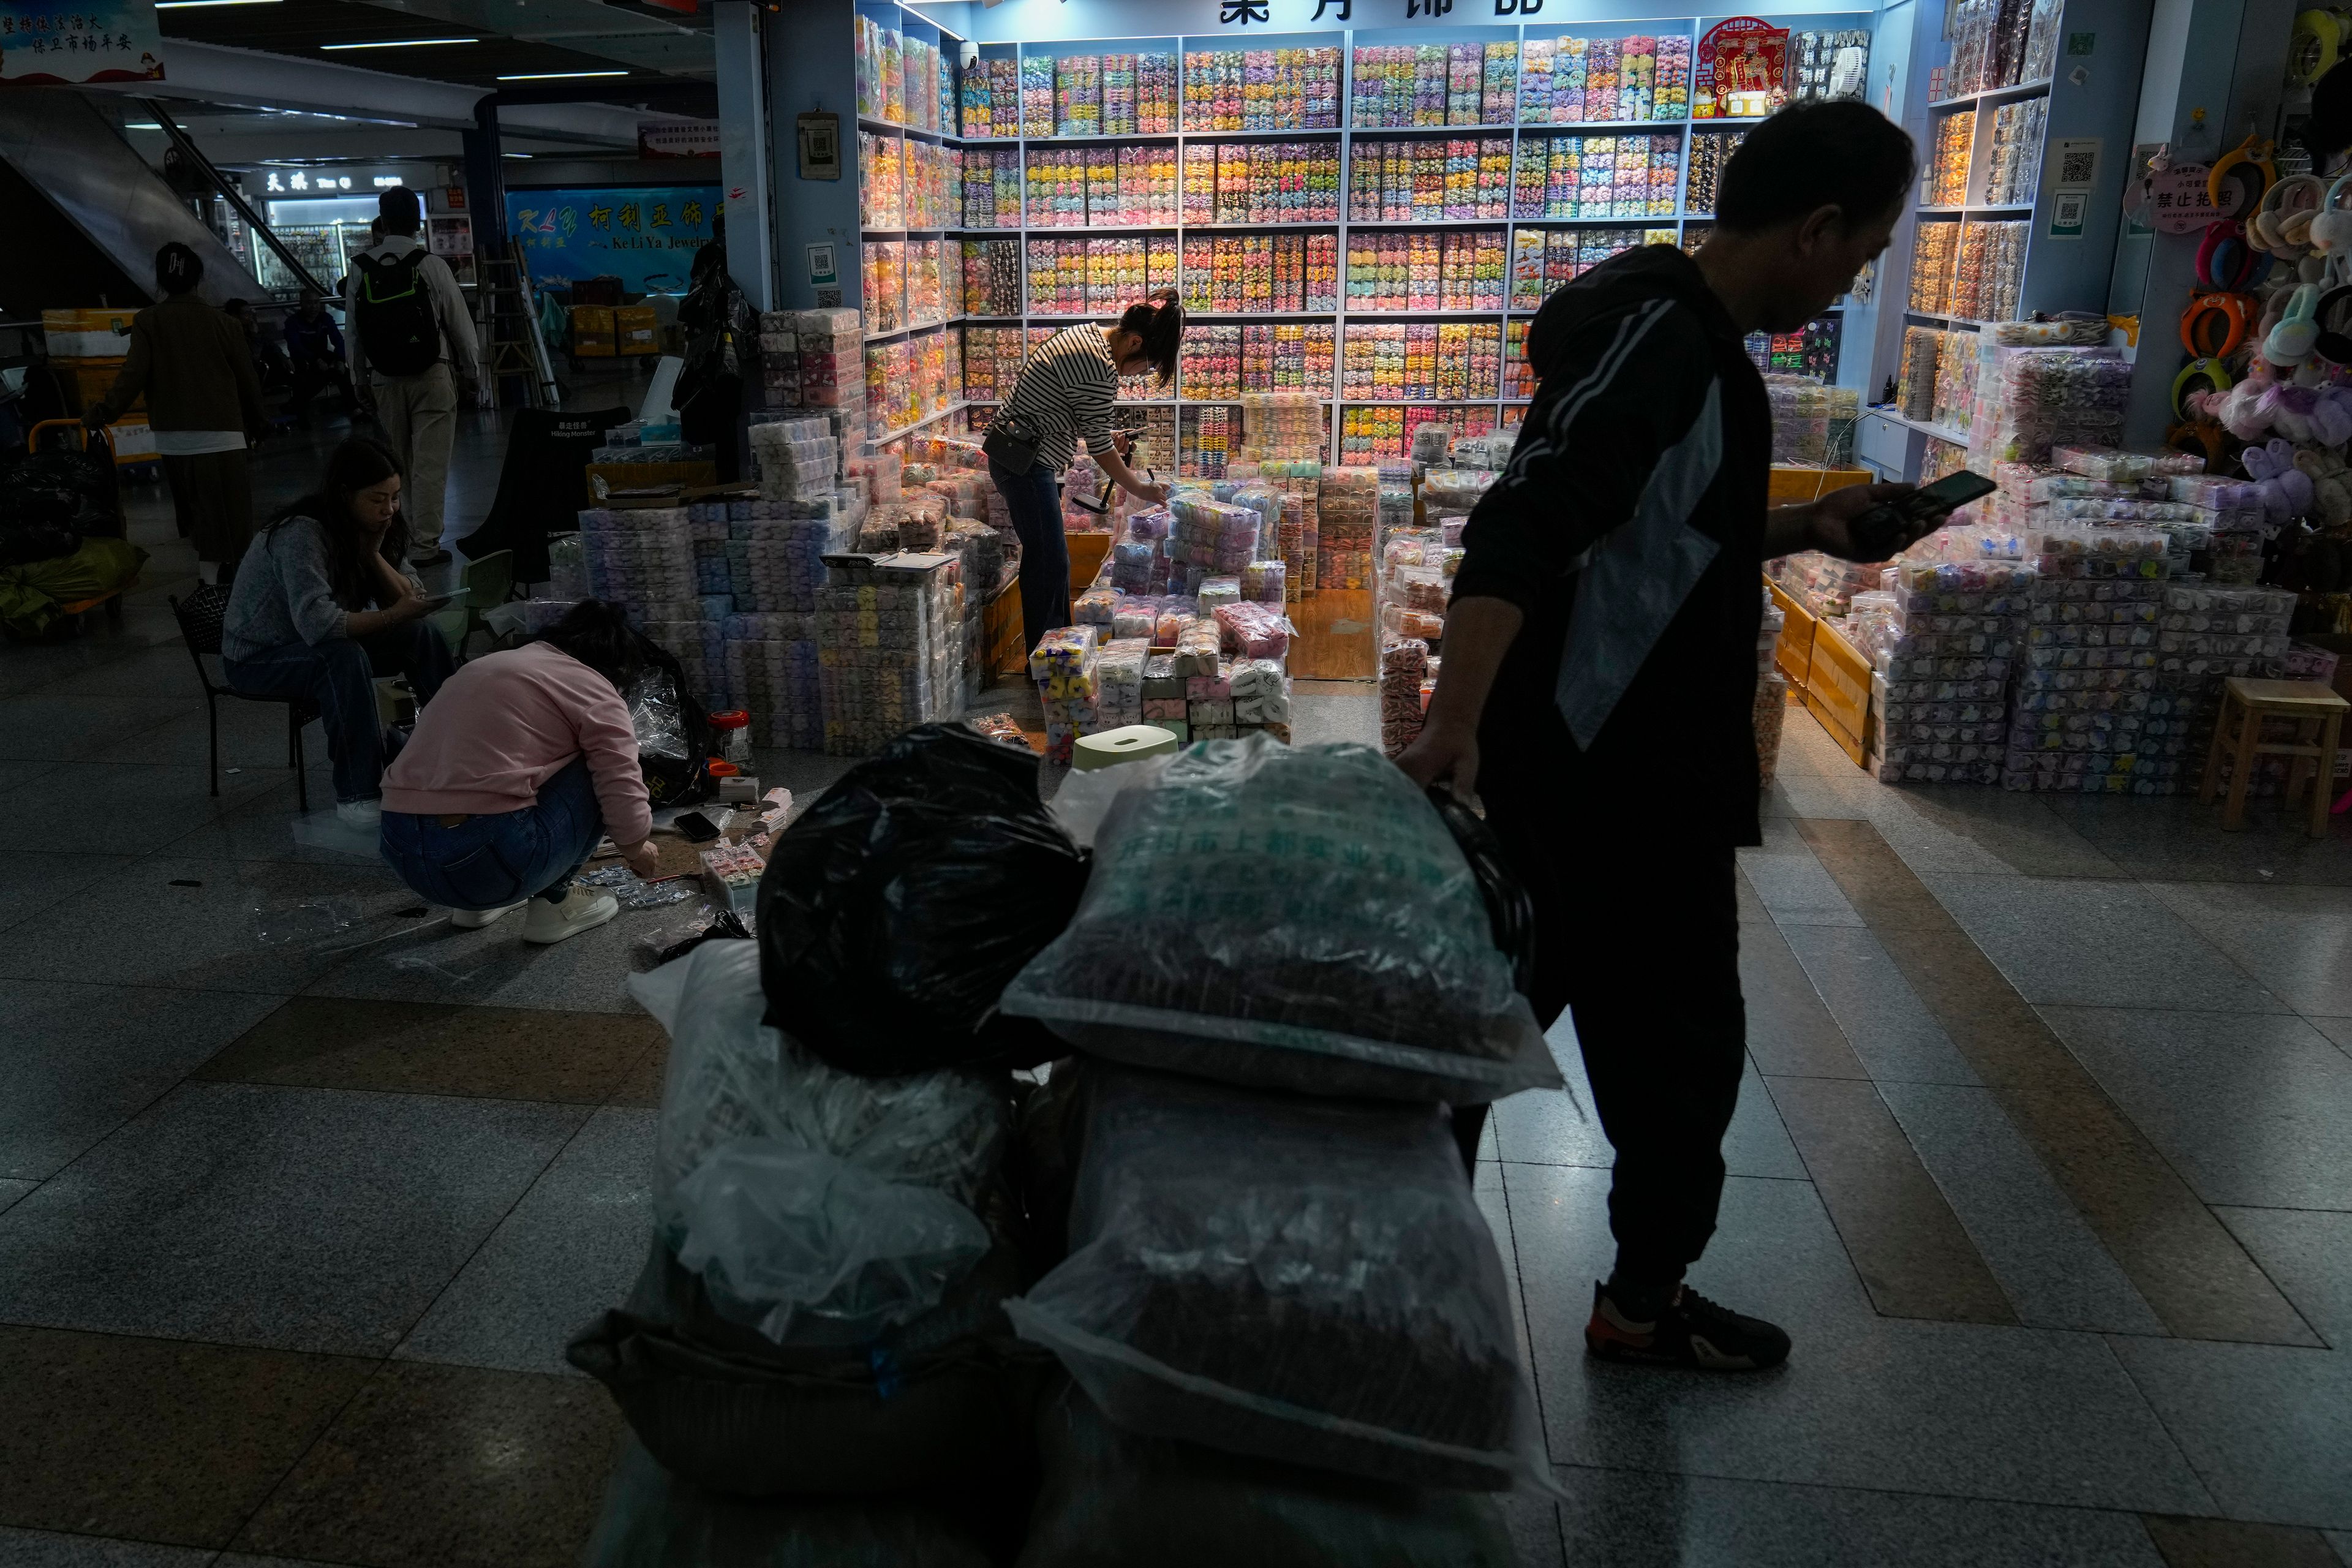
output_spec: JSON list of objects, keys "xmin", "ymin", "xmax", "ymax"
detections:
[
  {"xmin": 379, "ymin": 756, "xmax": 604, "ymax": 910},
  {"xmin": 224, "ymin": 624, "xmax": 454, "ymax": 804},
  {"xmin": 990, "ymin": 458, "xmax": 1069, "ymax": 654}
]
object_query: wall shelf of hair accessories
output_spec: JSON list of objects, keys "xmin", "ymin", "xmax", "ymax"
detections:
[
  {"xmin": 1865, "ymin": 0, "xmax": 2149, "ymax": 469},
  {"xmin": 846, "ymin": 1, "xmax": 1880, "ymax": 466}
]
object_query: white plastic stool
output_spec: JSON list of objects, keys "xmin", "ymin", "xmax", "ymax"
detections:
[{"xmin": 1072, "ymin": 725, "xmax": 1180, "ymax": 771}]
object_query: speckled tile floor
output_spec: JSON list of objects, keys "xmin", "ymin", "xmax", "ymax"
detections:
[{"xmin": 2, "ymin": 401, "xmax": 2349, "ymax": 1567}]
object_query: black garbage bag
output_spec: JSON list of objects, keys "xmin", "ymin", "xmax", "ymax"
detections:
[
  {"xmin": 1, "ymin": 437, "xmax": 119, "ymax": 541},
  {"xmin": 756, "ymin": 723, "xmax": 1088, "ymax": 1076},
  {"xmin": 0, "ymin": 516, "xmax": 82, "ymax": 567}
]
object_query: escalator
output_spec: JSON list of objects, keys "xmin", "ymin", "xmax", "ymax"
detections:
[{"xmin": 0, "ymin": 89, "xmax": 277, "ymax": 312}]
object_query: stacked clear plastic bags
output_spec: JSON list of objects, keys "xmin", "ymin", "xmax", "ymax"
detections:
[
  {"xmin": 626, "ymin": 940, "xmax": 1008, "ymax": 1348},
  {"xmin": 1001, "ymin": 737, "xmax": 1559, "ymax": 1104},
  {"xmin": 1213, "ymin": 599, "xmax": 1294, "ymax": 659},
  {"xmin": 1004, "ymin": 1065, "xmax": 1549, "ymax": 1491}
]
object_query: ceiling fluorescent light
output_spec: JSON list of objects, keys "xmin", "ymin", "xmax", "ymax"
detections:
[
  {"xmin": 497, "ymin": 69, "xmax": 628, "ymax": 79},
  {"xmin": 502, "ymin": 151, "xmax": 533, "ymax": 158},
  {"xmin": 320, "ymin": 37, "xmax": 478, "ymax": 49},
  {"xmin": 156, "ymin": 1, "xmax": 284, "ymax": 8},
  {"xmin": 127, "ymin": 122, "xmax": 164, "ymax": 129}
]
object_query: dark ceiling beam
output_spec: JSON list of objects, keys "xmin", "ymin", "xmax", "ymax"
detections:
[{"xmin": 492, "ymin": 79, "xmax": 715, "ymax": 110}]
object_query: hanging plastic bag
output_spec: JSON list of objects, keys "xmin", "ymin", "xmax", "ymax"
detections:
[
  {"xmin": 624, "ymin": 941, "xmax": 1008, "ymax": 1344},
  {"xmin": 625, "ymin": 627, "xmax": 715, "ymax": 807},
  {"xmin": 1019, "ymin": 1377, "xmax": 1517, "ymax": 1568},
  {"xmin": 1005, "ymin": 1066, "xmax": 1550, "ymax": 1493},
  {"xmin": 1000, "ymin": 737, "xmax": 1558, "ymax": 1104},
  {"xmin": 757, "ymin": 723, "xmax": 1089, "ymax": 1077}
]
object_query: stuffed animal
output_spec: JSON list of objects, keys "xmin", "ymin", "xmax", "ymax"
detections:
[{"xmin": 2242, "ymin": 438, "xmax": 2317, "ymax": 518}]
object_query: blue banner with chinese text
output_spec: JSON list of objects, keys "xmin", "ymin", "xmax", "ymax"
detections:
[
  {"xmin": 503, "ymin": 186, "xmax": 722, "ymax": 296},
  {"xmin": 0, "ymin": 1, "xmax": 164, "ymax": 85}
]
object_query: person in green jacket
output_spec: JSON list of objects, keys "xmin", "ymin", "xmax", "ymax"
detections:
[{"xmin": 85, "ymin": 243, "xmax": 266, "ymax": 586}]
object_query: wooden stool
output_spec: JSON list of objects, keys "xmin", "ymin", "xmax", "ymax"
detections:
[{"xmin": 2200, "ymin": 677, "xmax": 2351, "ymax": 836}]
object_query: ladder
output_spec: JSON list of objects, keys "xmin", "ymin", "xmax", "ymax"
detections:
[{"xmin": 474, "ymin": 252, "xmax": 563, "ymax": 409}]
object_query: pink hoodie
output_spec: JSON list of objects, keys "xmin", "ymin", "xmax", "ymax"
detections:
[{"xmin": 383, "ymin": 641, "xmax": 652, "ymax": 845}]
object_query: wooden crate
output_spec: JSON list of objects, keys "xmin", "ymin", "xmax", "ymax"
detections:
[
  {"xmin": 1803, "ymin": 619, "xmax": 1872, "ymax": 766},
  {"xmin": 1066, "ymin": 530, "xmax": 1110, "ymax": 595},
  {"xmin": 1766, "ymin": 579, "xmax": 1816, "ymax": 692},
  {"xmin": 1767, "ymin": 466, "xmax": 1874, "ymax": 506},
  {"xmin": 982, "ymin": 576, "xmax": 1025, "ymax": 679}
]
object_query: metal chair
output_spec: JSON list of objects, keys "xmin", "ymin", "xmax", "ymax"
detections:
[
  {"xmin": 427, "ymin": 547, "xmax": 514, "ymax": 658},
  {"xmin": 168, "ymin": 586, "xmax": 315, "ymax": 810}
]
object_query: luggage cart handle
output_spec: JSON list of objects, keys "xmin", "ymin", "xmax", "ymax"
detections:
[{"xmin": 28, "ymin": 419, "xmax": 113, "ymax": 459}]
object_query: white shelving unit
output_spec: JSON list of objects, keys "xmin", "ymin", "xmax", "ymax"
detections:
[{"xmin": 848, "ymin": 1, "xmax": 1879, "ymax": 468}]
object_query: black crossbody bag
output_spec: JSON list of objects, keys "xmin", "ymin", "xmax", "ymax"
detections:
[{"xmin": 981, "ymin": 410, "xmax": 1042, "ymax": 475}]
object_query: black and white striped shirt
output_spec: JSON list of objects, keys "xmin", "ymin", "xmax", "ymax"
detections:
[{"xmin": 992, "ymin": 324, "xmax": 1117, "ymax": 477}]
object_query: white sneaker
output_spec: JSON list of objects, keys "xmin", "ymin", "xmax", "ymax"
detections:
[
  {"xmin": 521, "ymin": 886, "xmax": 619, "ymax": 945},
  {"xmin": 449, "ymin": 899, "xmax": 528, "ymax": 930},
  {"xmin": 336, "ymin": 799, "xmax": 382, "ymax": 830}
]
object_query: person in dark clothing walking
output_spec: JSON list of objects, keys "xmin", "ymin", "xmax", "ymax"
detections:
[
  {"xmin": 85, "ymin": 243, "xmax": 265, "ymax": 586},
  {"xmin": 1399, "ymin": 102, "xmax": 1919, "ymax": 1373}
]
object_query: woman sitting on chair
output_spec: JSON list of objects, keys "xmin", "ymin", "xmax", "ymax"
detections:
[
  {"xmin": 379, "ymin": 600, "xmax": 662, "ymax": 945},
  {"xmin": 222, "ymin": 436, "xmax": 453, "ymax": 828}
]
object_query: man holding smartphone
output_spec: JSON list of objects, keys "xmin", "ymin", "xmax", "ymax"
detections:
[{"xmin": 1399, "ymin": 102, "xmax": 1922, "ymax": 1373}]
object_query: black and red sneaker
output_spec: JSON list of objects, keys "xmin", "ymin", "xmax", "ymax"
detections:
[{"xmin": 1584, "ymin": 1281, "xmax": 1792, "ymax": 1371}]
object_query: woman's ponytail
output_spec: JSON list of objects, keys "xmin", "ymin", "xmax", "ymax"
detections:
[{"xmin": 1118, "ymin": 287, "xmax": 1185, "ymax": 385}]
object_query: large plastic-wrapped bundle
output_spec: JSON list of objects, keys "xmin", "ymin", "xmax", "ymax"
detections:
[
  {"xmin": 628, "ymin": 941, "xmax": 1006, "ymax": 1341},
  {"xmin": 1213, "ymin": 598, "xmax": 1293, "ymax": 660},
  {"xmin": 579, "ymin": 1438, "xmax": 1007, "ymax": 1567},
  {"xmin": 1020, "ymin": 1376, "xmax": 1512, "ymax": 1567},
  {"xmin": 1005, "ymin": 1066, "xmax": 1547, "ymax": 1490},
  {"xmin": 1003, "ymin": 738, "xmax": 1559, "ymax": 1104}
]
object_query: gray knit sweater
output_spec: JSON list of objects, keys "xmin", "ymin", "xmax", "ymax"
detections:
[{"xmin": 222, "ymin": 516, "xmax": 420, "ymax": 662}]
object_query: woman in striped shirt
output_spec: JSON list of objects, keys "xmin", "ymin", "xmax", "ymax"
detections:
[{"xmin": 987, "ymin": 290, "xmax": 1183, "ymax": 649}]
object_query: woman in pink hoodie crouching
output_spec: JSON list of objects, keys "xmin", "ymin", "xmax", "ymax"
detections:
[{"xmin": 379, "ymin": 600, "xmax": 663, "ymax": 944}]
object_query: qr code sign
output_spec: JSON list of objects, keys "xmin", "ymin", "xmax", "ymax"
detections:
[{"xmin": 2059, "ymin": 146, "xmax": 2097, "ymax": 183}]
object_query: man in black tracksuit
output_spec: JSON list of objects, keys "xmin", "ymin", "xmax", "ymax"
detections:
[{"xmin": 1401, "ymin": 102, "xmax": 1919, "ymax": 1372}]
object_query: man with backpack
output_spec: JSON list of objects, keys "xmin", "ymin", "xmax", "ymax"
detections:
[{"xmin": 345, "ymin": 186, "xmax": 478, "ymax": 567}]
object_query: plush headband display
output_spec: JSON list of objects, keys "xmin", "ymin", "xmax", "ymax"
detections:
[
  {"xmin": 2196, "ymin": 221, "xmax": 2265, "ymax": 291},
  {"xmin": 2171, "ymin": 355, "xmax": 2235, "ymax": 420},
  {"xmin": 2252, "ymin": 172, "xmax": 2329, "ymax": 252},
  {"xmin": 2266, "ymin": 281, "xmax": 2325, "ymax": 365},
  {"xmin": 2182, "ymin": 290, "xmax": 2258, "ymax": 358},
  {"xmin": 2310, "ymin": 169, "xmax": 2352, "ymax": 253},
  {"xmin": 2208, "ymin": 133, "xmax": 2278, "ymax": 219}
]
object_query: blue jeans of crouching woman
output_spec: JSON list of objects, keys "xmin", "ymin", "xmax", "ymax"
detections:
[{"xmin": 379, "ymin": 756, "xmax": 603, "ymax": 910}]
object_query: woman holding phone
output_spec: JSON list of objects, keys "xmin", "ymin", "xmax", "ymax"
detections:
[
  {"xmin": 221, "ymin": 437, "xmax": 454, "ymax": 829},
  {"xmin": 984, "ymin": 289, "xmax": 1183, "ymax": 650}
]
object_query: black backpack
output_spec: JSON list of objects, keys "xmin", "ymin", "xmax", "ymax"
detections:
[{"xmin": 352, "ymin": 251, "xmax": 442, "ymax": 377}]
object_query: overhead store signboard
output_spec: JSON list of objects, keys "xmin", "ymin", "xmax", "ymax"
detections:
[
  {"xmin": 0, "ymin": 0, "xmax": 164, "ymax": 85},
  {"xmin": 504, "ymin": 184, "xmax": 721, "ymax": 294}
]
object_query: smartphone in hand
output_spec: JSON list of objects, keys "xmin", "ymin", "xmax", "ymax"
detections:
[{"xmin": 1847, "ymin": 470, "xmax": 1999, "ymax": 561}]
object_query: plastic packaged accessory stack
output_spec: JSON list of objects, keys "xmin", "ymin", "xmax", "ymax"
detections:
[
  {"xmin": 1999, "ymin": 526, "xmax": 2175, "ymax": 793},
  {"xmin": 1848, "ymin": 526, "xmax": 2033, "ymax": 785},
  {"xmin": 816, "ymin": 552, "xmax": 967, "ymax": 755}
]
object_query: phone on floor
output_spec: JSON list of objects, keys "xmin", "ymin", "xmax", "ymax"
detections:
[
  {"xmin": 1845, "ymin": 469, "xmax": 1999, "ymax": 562},
  {"xmin": 672, "ymin": 810, "xmax": 722, "ymax": 843}
]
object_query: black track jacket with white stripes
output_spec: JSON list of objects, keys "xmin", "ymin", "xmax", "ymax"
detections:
[{"xmin": 1454, "ymin": 244, "xmax": 1772, "ymax": 846}]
